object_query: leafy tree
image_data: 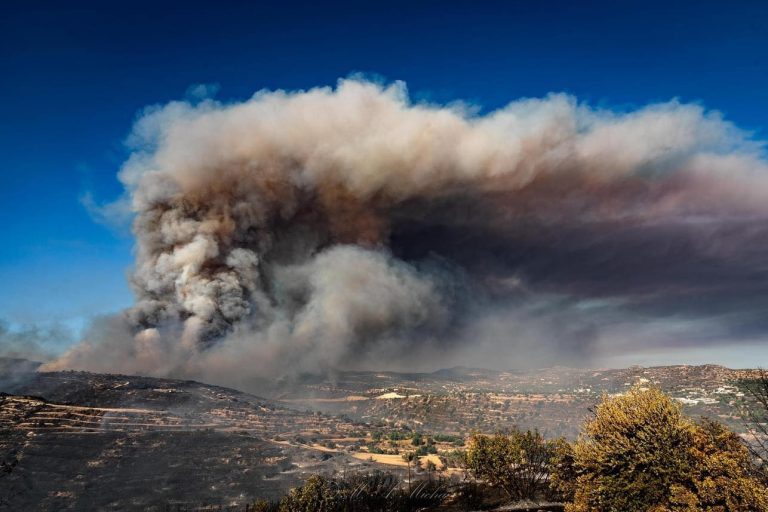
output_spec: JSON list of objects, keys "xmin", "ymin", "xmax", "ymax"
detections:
[
  {"xmin": 275, "ymin": 471, "xmax": 446, "ymax": 512},
  {"xmin": 434, "ymin": 433, "xmax": 464, "ymax": 446},
  {"xmin": 278, "ymin": 475, "xmax": 344, "ymax": 512},
  {"xmin": 464, "ymin": 428, "xmax": 562, "ymax": 501},
  {"xmin": 414, "ymin": 444, "xmax": 437, "ymax": 456},
  {"xmin": 740, "ymin": 369, "xmax": 768, "ymax": 483},
  {"xmin": 548, "ymin": 437, "xmax": 577, "ymax": 501},
  {"xmin": 556, "ymin": 386, "xmax": 768, "ymax": 512},
  {"xmin": 366, "ymin": 443, "xmax": 383, "ymax": 454},
  {"xmin": 251, "ymin": 499, "xmax": 279, "ymax": 512}
]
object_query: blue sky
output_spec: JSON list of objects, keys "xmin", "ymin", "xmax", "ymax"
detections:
[{"xmin": 2, "ymin": 0, "xmax": 768, "ymax": 361}]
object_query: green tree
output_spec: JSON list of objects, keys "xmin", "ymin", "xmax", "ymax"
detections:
[
  {"xmin": 740, "ymin": 369, "xmax": 768, "ymax": 483},
  {"xmin": 252, "ymin": 499, "xmax": 279, "ymax": 512},
  {"xmin": 557, "ymin": 386, "xmax": 768, "ymax": 512},
  {"xmin": 464, "ymin": 428, "xmax": 563, "ymax": 501},
  {"xmin": 548, "ymin": 437, "xmax": 577, "ymax": 501},
  {"xmin": 278, "ymin": 475, "xmax": 344, "ymax": 512}
]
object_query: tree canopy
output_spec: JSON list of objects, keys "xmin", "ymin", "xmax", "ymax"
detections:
[
  {"xmin": 464, "ymin": 428, "xmax": 564, "ymax": 501},
  {"xmin": 555, "ymin": 386, "xmax": 768, "ymax": 512}
]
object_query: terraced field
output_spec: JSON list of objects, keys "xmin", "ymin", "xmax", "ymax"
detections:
[{"xmin": 0, "ymin": 368, "xmax": 371, "ymax": 511}]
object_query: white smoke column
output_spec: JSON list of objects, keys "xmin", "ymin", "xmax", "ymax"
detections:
[{"xmin": 49, "ymin": 79, "xmax": 768, "ymax": 380}]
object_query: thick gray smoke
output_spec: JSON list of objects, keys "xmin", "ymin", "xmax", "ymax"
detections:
[
  {"xmin": 49, "ymin": 79, "xmax": 768, "ymax": 383},
  {"xmin": 0, "ymin": 320, "xmax": 72, "ymax": 362}
]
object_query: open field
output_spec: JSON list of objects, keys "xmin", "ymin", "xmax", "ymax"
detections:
[{"xmin": 351, "ymin": 452, "xmax": 445, "ymax": 469}]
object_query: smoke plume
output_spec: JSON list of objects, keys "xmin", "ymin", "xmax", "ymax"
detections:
[{"xmin": 49, "ymin": 79, "xmax": 768, "ymax": 382}]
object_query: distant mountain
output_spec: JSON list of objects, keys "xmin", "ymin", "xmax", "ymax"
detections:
[{"xmin": 430, "ymin": 365, "xmax": 504, "ymax": 379}]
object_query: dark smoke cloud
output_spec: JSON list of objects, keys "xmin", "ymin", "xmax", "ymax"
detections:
[{"xmin": 48, "ymin": 79, "xmax": 768, "ymax": 383}]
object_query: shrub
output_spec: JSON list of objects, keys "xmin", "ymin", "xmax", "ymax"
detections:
[
  {"xmin": 464, "ymin": 428, "xmax": 563, "ymax": 501},
  {"xmin": 251, "ymin": 499, "xmax": 279, "ymax": 512},
  {"xmin": 433, "ymin": 433, "xmax": 465, "ymax": 446},
  {"xmin": 557, "ymin": 386, "xmax": 768, "ymax": 512},
  {"xmin": 739, "ymin": 369, "xmax": 768, "ymax": 483},
  {"xmin": 278, "ymin": 475, "xmax": 344, "ymax": 512},
  {"xmin": 275, "ymin": 471, "xmax": 446, "ymax": 512}
]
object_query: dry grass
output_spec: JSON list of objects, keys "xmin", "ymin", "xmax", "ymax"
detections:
[{"xmin": 350, "ymin": 452, "xmax": 445, "ymax": 469}]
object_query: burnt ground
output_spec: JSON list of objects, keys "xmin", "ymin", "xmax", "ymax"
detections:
[
  {"xmin": 0, "ymin": 362, "xmax": 378, "ymax": 511},
  {"xmin": 0, "ymin": 359, "xmax": 761, "ymax": 511}
]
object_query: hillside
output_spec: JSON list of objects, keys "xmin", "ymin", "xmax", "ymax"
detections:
[
  {"xmin": 276, "ymin": 364, "xmax": 759, "ymax": 439},
  {"xmin": 0, "ymin": 359, "xmax": 761, "ymax": 510},
  {"xmin": 0, "ymin": 360, "xmax": 374, "ymax": 511}
]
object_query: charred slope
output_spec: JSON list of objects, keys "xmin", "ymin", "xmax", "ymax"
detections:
[{"xmin": 0, "ymin": 360, "xmax": 365, "ymax": 511}]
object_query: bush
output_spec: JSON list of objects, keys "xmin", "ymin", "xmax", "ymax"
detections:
[
  {"xmin": 464, "ymin": 428, "xmax": 563, "ymax": 501},
  {"xmin": 739, "ymin": 369, "xmax": 768, "ymax": 483},
  {"xmin": 251, "ymin": 499, "xmax": 279, "ymax": 512},
  {"xmin": 556, "ymin": 386, "xmax": 768, "ymax": 512},
  {"xmin": 275, "ymin": 471, "xmax": 446, "ymax": 512},
  {"xmin": 278, "ymin": 475, "xmax": 344, "ymax": 512},
  {"xmin": 434, "ymin": 433, "xmax": 465, "ymax": 446},
  {"xmin": 388, "ymin": 431, "xmax": 407, "ymax": 441}
]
